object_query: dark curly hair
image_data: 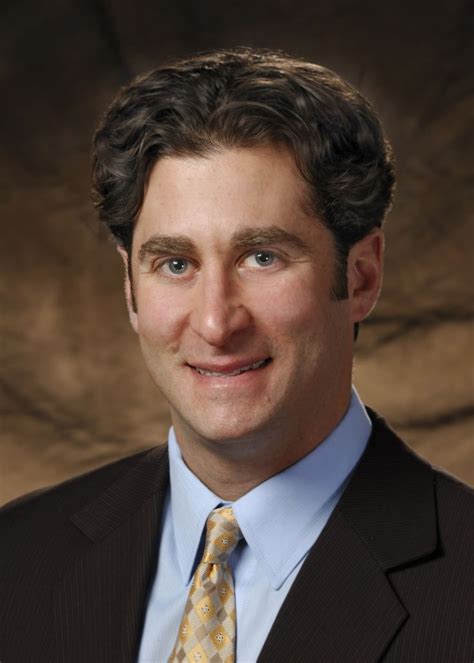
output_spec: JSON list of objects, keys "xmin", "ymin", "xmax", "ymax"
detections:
[{"xmin": 92, "ymin": 47, "xmax": 395, "ymax": 302}]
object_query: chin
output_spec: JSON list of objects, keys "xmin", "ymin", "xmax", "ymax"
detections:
[{"xmin": 173, "ymin": 408, "xmax": 269, "ymax": 446}]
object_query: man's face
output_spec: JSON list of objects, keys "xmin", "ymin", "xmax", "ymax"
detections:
[{"xmin": 126, "ymin": 145, "xmax": 356, "ymax": 449}]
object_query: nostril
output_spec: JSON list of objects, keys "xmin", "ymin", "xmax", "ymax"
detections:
[{"xmin": 190, "ymin": 303, "xmax": 252, "ymax": 347}]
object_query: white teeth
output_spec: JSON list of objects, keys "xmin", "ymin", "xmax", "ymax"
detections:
[{"xmin": 194, "ymin": 358, "xmax": 268, "ymax": 377}]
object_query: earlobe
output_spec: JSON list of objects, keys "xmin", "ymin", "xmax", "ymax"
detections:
[
  {"xmin": 117, "ymin": 246, "xmax": 139, "ymax": 334},
  {"xmin": 348, "ymin": 229, "xmax": 384, "ymax": 323}
]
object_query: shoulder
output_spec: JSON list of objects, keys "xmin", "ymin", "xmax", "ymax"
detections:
[
  {"xmin": 363, "ymin": 411, "xmax": 473, "ymax": 654},
  {"xmin": 433, "ymin": 465, "xmax": 473, "ymax": 548},
  {"xmin": 0, "ymin": 443, "xmax": 169, "ymax": 617},
  {"xmin": 0, "ymin": 445, "xmax": 168, "ymax": 539},
  {"xmin": 433, "ymin": 461, "xmax": 473, "ymax": 501},
  {"xmin": 0, "ymin": 444, "xmax": 169, "ymax": 660},
  {"xmin": 365, "ymin": 406, "xmax": 473, "ymax": 550},
  {"xmin": 369, "ymin": 407, "xmax": 473, "ymax": 495}
]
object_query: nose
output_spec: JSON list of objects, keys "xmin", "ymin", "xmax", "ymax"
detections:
[{"xmin": 189, "ymin": 268, "xmax": 251, "ymax": 347}]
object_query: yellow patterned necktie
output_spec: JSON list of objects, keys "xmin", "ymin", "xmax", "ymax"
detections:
[{"xmin": 169, "ymin": 506, "xmax": 243, "ymax": 663}]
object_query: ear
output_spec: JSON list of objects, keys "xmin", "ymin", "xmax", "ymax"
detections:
[
  {"xmin": 117, "ymin": 246, "xmax": 139, "ymax": 334},
  {"xmin": 347, "ymin": 229, "xmax": 384, "ymax": 323}
]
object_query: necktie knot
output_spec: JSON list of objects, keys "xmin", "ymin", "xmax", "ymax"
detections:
[
  {"xmin": 169, "ymin": 505, "xmax": 241, "ymax": 662},
  {"xmin": 202, "ymin": 506, "xmax": 242, "ymax": 564}
]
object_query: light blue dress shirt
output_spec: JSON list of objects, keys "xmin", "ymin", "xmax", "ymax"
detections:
[{"xmin": 138, "ymin": 387, "xmax": 371, "ymax": 663}]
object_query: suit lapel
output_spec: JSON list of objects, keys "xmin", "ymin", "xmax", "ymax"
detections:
[
  {"xmin": 258, "ymin": 509, "xmax": 408, "ymax": 662},
  {"xmin": 48, "ymin": 413, "xmax": 438, "ymax": 662},
  {"xmin": 52, "ymin": 445, "xmax": 170, "ymax": 663},
  {"xmin": 259, "ymin": 411, "xmax": 438, "ymax": 662}
]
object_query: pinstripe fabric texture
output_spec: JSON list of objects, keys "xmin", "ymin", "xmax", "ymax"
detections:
[{"xmin": 1, "ymin": 411, "xmax": 473, "ymax": 662}]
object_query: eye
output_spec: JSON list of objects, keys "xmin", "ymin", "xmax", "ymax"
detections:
[
  {"xmin": 160, "ymin": 258, "xmax": 190, "ymax": 275},
  {"xmin": 245, "ymin": 250, "xmax": 278, "ymax": 268}
]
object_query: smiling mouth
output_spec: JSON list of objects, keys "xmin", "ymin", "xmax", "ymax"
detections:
[{"xmin": 189, "ymin": 357, "xmax": 272, "ymax": 377}]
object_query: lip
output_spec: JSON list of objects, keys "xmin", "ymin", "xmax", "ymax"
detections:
[{"xmin": 187, "ymin": 357, "xmax": 271, "ymax": 374}]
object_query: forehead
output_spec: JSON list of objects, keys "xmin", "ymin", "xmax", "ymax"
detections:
[{"xmin": 134, "ymin": 145, "xmax": 316, "ymax": 244}]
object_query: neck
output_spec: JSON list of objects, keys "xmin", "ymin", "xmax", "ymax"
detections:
[{"xmin": 173, "ymin": 389, "xmax": 352, "ymax": 501}]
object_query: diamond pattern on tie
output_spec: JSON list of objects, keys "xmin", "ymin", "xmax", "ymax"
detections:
[{"xmin": 169, "ymin": 506, "xmax": 242, "ymax": 663}]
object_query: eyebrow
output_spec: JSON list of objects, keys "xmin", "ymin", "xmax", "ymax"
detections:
[
  {"xmin": 232, "ymin": 225, "xmax": 311, "ymax": 252},
  {"xmin": 137, "ymin": 224, "xmax": 311, "ymax": 262},
  {"xmin": 138, "ymin": 235, "xmax": 196, "ymax": 262}
]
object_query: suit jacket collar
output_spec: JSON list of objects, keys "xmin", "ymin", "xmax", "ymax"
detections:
[
  {"xmin": 61, "ymin": 411, "xmax": 437, "ymax": 663},
  {"xmin": 258, "ymin": 410, "xmax": 438, "ymax": 662},
  {"xmin": 53, "ymin": 445, "xmax": 170, "ymax": 663},
  {"xmin": 71, "ymin": 444, "xmax": 169, "ymax": 543},
  {"xmin": 337, "ymin": 408, "xmax": 437, "ymax": 570}
]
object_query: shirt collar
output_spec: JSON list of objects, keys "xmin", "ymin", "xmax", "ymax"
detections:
[
  {"xmin": 168, "ymin": 430, "xmax": 221, "ymax": 585},
  {"xmin": 168, "ymin": 386, "xmax": 371, "ymax": 588}
]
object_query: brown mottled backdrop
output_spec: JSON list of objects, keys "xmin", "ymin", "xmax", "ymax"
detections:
[{"xmin": 1, "ymin": 0, "xmax": 473, "ymax": 504}]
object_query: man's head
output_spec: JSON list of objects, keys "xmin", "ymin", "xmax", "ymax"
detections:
[
  {"xmin": 91, "ymin": 49, "xmax": 394, "ymax": 459},
  {"xmin": 92, "ymin": 48, "xmax": 394, "ymax": 303}
]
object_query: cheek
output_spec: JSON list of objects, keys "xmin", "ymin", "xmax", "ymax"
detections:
[
  {"xmin": 259, "ymin": 277, "xmax": 349, "ymax": 365},
  {"xmin": 259, "ymin": 273, "xmax": 327, "ymax": 337},
  {"xmin": 135, "ymin": 287, "xmax": 187, "ymax": 350},
  {"xmin": 268, "ymin": 294, "xmax": 319, "ymax": 335}
]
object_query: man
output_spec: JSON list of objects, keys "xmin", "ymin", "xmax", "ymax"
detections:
[{"xmin": 1, "ymin": 49, "xmax": 472, "ymax": 663}]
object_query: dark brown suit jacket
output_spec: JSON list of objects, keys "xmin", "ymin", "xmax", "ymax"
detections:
[{"xmin": 1, "ymin": 410, "xmax": 473, "ymax": 662}]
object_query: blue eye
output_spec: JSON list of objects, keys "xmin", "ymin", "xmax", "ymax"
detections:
[
  {"xmin": 253, "ymin": 251, "xmax": 275, "ymax": 267},
  {"xmin": 166, "ymin": 258, "xmax": 188, "ymax": 274}
]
